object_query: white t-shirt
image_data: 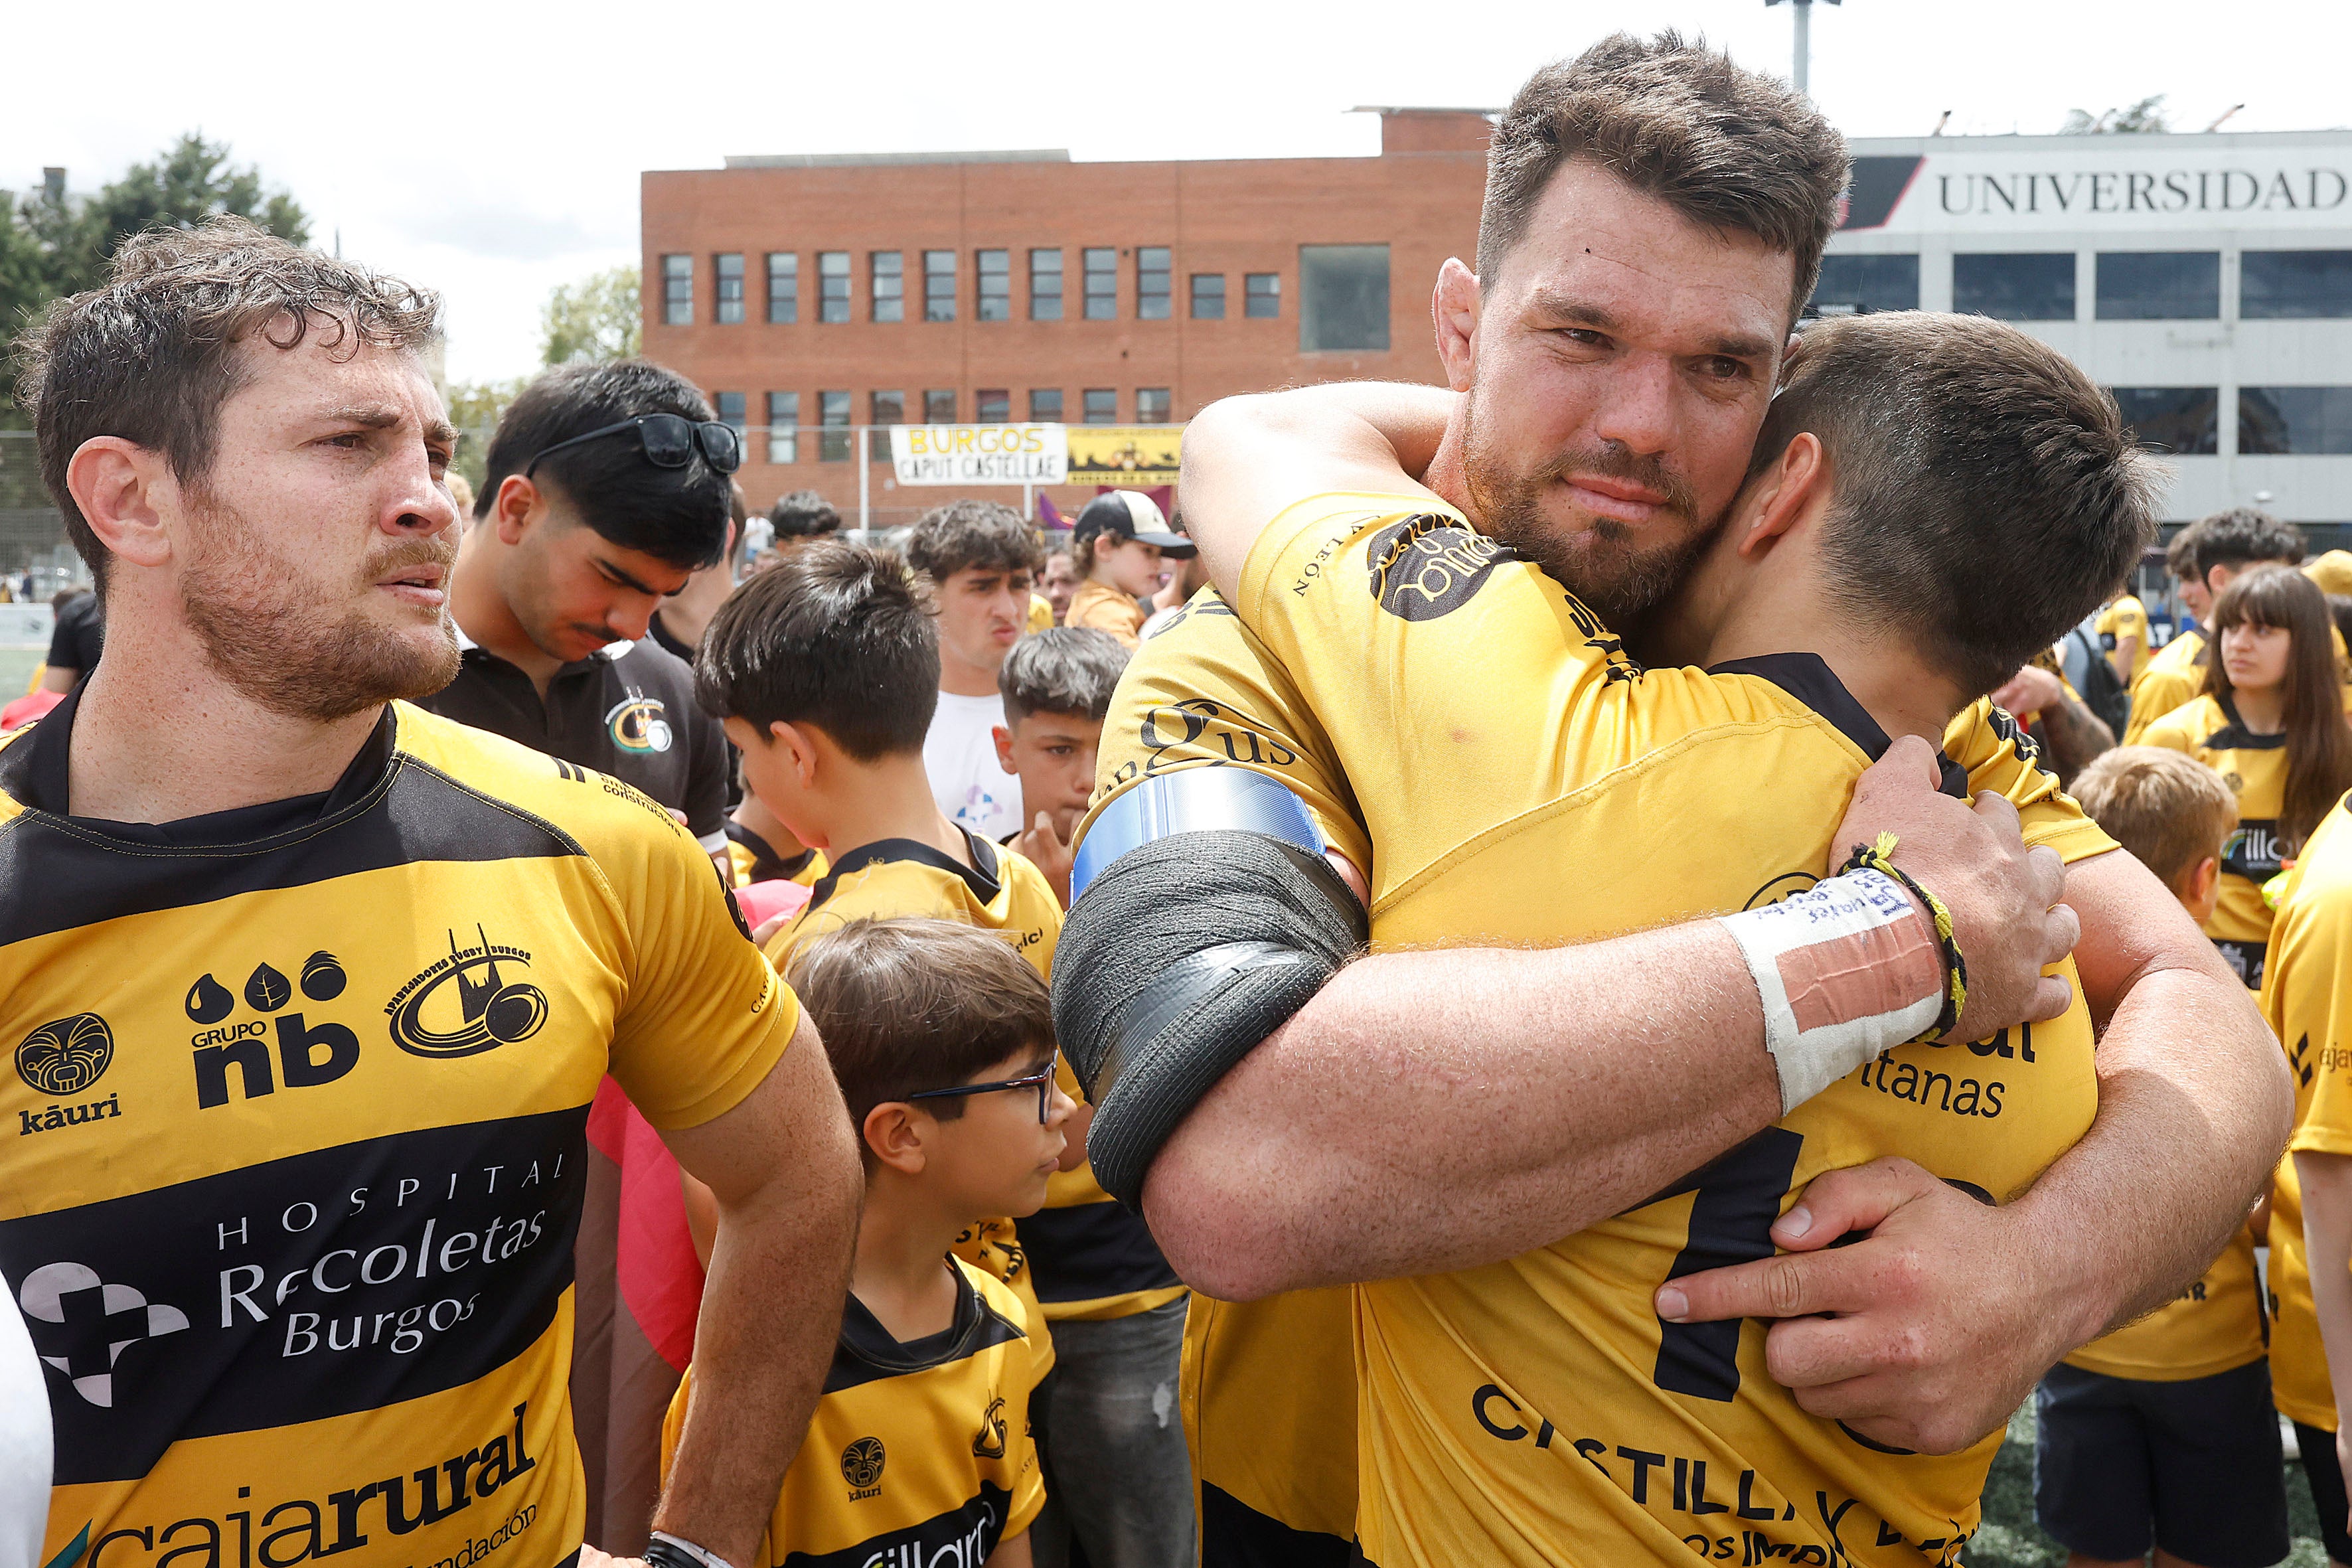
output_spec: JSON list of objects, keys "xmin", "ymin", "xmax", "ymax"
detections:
[
  {"xmin": 0, "ymin": 1281, "xmax": 50, "ymax": 1568},
  {"xmin": 924, "ymin": 690, "xmax": 1020, "ymax": 844}
]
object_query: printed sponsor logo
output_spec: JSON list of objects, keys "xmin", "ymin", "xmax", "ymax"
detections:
[
  {"xmin": 606, "ymin": 694, "xmax": 674, "ymax": 755},
  {"xmin": 188, "ymin": 955, "xmax": 360, "ymax": 1110},
  {"xmin": 842, "ymin": 1436, "xmax": 886, "ymax": 1498},
  {"xmin": 971, "ymin": 1395, "xmax": 1008, "ymax": 1460},
  {"xmin": 18, "ymin": 1262, "xmax": 189, "ymax": 1408},
  {"xmin": 386, "ymin": 928, "xmax": 550, "ymax": 1061},
  {"xmin": 1366, "ymin": 515, "xmax": 1521, "ymax": 622},
  {"xmin": 16, "ymin": 1012, "xmax": 114, "ymax": 1097}
]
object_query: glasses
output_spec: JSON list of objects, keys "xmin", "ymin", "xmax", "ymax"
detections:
[
  {"xmin": 906, "ymin": 1053, "xmax": 1060, "ymax": 1124},
  {"xmin": 523, "ymin": 412, "xmax": 743, "ymax": 481}
]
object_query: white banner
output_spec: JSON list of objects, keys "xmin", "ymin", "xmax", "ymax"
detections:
[
  {"xmin": 889, "ymin": 424, "xmax": 1068, "ymax": 486},
  {"xmin": 1848, "ymin": 145, "xmax": 2352, "ymax": 234}
]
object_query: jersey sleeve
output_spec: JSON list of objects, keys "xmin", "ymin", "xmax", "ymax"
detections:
[
  {"xmin": 601, "ymin": 785, "xmax": 801, "ymax": 1129},
  {"xmin": 2136, "ymin": 704, "xmax": 2201, "ymax": 757},
  {"xmin": 2126, "ymin": 665, "xmax": 2201, "ymax": 744},
  {"xmin": 2271, "ymin": 839, "xmax": 2352, "ymax": 1160},
  {"xmin": 1941, "ymin": 699, "xmax": 2120, "ymax": 864},
  {"xmin": 1004, "ymin": 1311, "xmax": 1050, "ymax": 1539}
]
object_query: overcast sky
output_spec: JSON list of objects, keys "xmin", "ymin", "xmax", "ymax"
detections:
[{"xmin": 9, "ymin": 0, "xmax": 2343, "ymax": 384}]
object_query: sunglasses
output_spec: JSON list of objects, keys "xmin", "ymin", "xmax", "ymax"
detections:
[
  {"xmin": 523, "ymin": 412, "xmax": 743, "ymax": 481},
  {"xmin": 905, "ymin": 1052, "xmax": 1060, "ymax": 1125}
]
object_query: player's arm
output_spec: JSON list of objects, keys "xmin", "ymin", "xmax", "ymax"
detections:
[
  {"xmin": 2108, "ymin": 635, "xmax": 2140, "ymax": 686},
  {"xmin": 1989, "ymin": 665, "xmax": 2112, "ymax": 784},
  {"xmin": 1176, "ymin": 382, "xmax": 1456, "ymax": 602},
  {"xmin": 37, "ymin": 664, "xmax": 76, "ymax": 694},
  {"xmin": 1116, "ymin": 738, "xmax": 2076, "ymax": 1298},
  {"xmin": 654, "ymin": 1015, "xmax": 864, "ymax": 1567},
  {"xmin": 982, "ymin": 1532, "xmax": 1034, "ymax": 1568},
  {"xmin": 2298, "ymin": 1156, "xmax": 2352, "ymax": 1476},
  {"xmin": 1663, "ymin": 844, "xmax": 2292, "ymax": 1454}
]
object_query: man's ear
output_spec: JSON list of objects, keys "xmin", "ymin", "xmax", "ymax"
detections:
[
  {"xmin": 490, "ymin": 474, "xmax": 544, "ymax": 546},
  {"xmin": 66, "ymin": 436, "xmax": 174, "ymax": 572},
  {"xmin": 1734, "ymin": 432, "xmax": 1830, "ymax": 561},
  {"xmin": 1433, "ymin": 258, "xmax": 1481, "ymax": 393},
  {"xmin": 767, "ymin": 719, "xmax": 823, "ymax": 791},
  {"xmin": 992, "ymin": 725, "xmax": 1017, "ymax": 773},
  {"xmin": 2187, "ymin": 854, "xmax": 2222, "ymax": 905},
  {"xmin": 863, "ymin": 1102, "xmax": 928, "ymax": 1175}
]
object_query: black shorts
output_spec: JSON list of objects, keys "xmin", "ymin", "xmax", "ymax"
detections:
[
  {"xmin": 2034, "ymin": 1359, "xmax": 2288, "ymax": 1568},
  {"xmin": 2295, "ymin": 1420, "xmax": 2352, "ymax": 1567}
]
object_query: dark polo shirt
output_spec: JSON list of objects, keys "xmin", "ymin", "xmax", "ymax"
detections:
[{"xmin": 415, "ymin": 630, "xmax": 729, "ymax": 847}]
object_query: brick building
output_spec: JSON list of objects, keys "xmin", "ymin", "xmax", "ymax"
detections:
[{"xmin": 637, "ymin": 109, "xmax": 1494, "ymax": 528}]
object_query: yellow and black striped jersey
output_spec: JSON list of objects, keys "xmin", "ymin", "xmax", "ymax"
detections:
[
  {"xmin": 775, "ymin": 831, "xmax": 1178, "ymax": 1326},
  {"xmin": 662, "ymin": 1256, "xmax": 1046, "ymax": 1566},
  {"xmin": 2141, "ymin": 694, "xmax": 2287, "ymax": 988},
  {"xmin": 2097, "ymin": 595, "xmax": 2153, "ymax": 687},
  {"xmin": 1230, "ymin": 494, "xmax": 2110, "ymax": 1568},
  {"xmin": 2124, "ymin": 630, "xmax": 2207, "ymax": 742},
  {"xmin": 2260, "ymin": 793, "xmax": 2352, "ymax": 1431},
  {"xmin": 1082, "ymin": 587, "xmax": 1369, "ymax": 1557},
  {"xmin": 0, "ymin": 691, "xmax": 798, "ymax": 1568},
  {"xmin": 725, "ymin": 821, "xmax": 826, "ymax": 889}
]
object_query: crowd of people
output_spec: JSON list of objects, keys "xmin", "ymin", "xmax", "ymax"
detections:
[{"xmin": 7, "ymin": 27, "xmax": 2352, "ymax": 1568}]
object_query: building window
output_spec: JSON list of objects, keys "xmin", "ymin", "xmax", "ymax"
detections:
[
  {"xmin": 2240, "ymin": 388, "xmax": 2352, "ymax": 455},
  {"xmin": 662, "ymin": 254, "xmax": 692, "ymax": 325},
  {"xmin": 977, "ymin": 389, "xmax": 1010, "ymax": 424},
  {"xmin": 1084, "ymin": 248, "xmax": 1117, "ymax": 320},
  {"xmin": 924, "ymin": 389, "xmax": 956, "ymax": 424},
  {"xmin": 872, "ymin": 252, "xmax": 904, "ymax": 323},
  {"xmin": 1137, "ymin": 388, "xmax": 1172, "ymax": 424},
  {"xmin": 1030, "ymin": 388, "xmax": 1063, "ymax": 423},
  {"xmin": 869, "ymin": 390, "xmax": 903, "ymax": 460},
  {"xmin": 1030, "ymin": 250, "xmax": 1063, "ymax": 321},
  {"xmin": 714, "ymin": 254, "xmax": 745, "ymax": 325},
  {"xmin": 2096, "ymin": 252, "xmax": 2220, "ymax": 321},
  {"xmin": 923, "ymin": 250, "xmax": 957, "ymax": 323},
  {"xmin": 1952, "ymin": 253, "xmax": 2075, "ymax": 321},
  {"xmin": 819, "ymin": 390, "xmax": 851, "ymax": 461},
  {"xmin": 714, "ymin": 390, "xmax": 747, "ymax": 438},
  {"xmin": 1083, "ymin": 388, "xmax": 1117, "ymax": 424},
  {"xmin": 1245, "ymin": 272, "xmax": 1280, "ymax": 319},
  {"xmin": 766, "ymin": 392, "xmax": 798, "ymax": 465},
  {"xmin": 2109, "ymin": 388, "xmax": 2219, "ymax": 455},
  {"xmin": 1191, "ymin": 274, "xmax": 1225, "ymax": 320},
  {"xmin": 2242, "ymin": 252, "xmax": 2352, "ymax": 319},
  {"xmin": 978, "ymin": 250, "xmax": 1010, "ymax": 321},
  {"xmin": 766, "ymin": 253, "xmax": 797, "ymax": 324},
  {"xmin": 819, "ymin": 252, "xmax": 850, "ymax": 323},
  {"xmin": 1299, "ymin": 244, "xmax": 1390, "ymax": 352},
  {"xmin": 1138, "ymin": 247, "xmax": 1172, "ymax": 320},
  {"xmin": 1806, "ymin": 254, "xmax": 1920, "ymax": 317}
]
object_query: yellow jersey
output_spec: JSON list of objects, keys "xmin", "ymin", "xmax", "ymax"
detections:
[
  {"xmin": 1066, "ymin": 579, "xmax": 1146, "ymax": 649},
  {"xmin": 1027, "ymin": 593, "xmax": 1054, "ymax": 635},
  {"xmin": 776, "ymin": 830, "xmax": 1179, "ymax": 1326},
  {"xmin": 1233, "ymin": 494, "xmax": 2109, "ymax": 1568},
  {"xmin": 2140, "ymin": 694, "xmax": 2287, "ymax": 987},
  {"xmin": 724, "ymin": 822, "xmax": 826, "ymax": 889},
  {"xmin": 0, "ymin": 694, "xmax": 797, "ymax": 1568},
  {"xmin": 2098, "ymin": 595, "xmax": 2154, "ymax": 687},
  {"xmin": 1082, "ymin": 586, "xmax": 1370, "ymax": 1559},
  {"xmin": 2260, "ymin": 791, "xmax": 2352, "ymax": 1431},
  {"xmin": 661, "ymin": 1256, "xmax": 1046, "ymax": 1565},
  {"xmin": 2124, "ymin": 629, "xmax": 2206, "ymax": 742},
  {"xmin": 2060, "ymin": 1231, "xmax": 2264, "ymax": 1382}
]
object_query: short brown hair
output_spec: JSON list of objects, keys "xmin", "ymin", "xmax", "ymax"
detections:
[
  {"xmin": 785, "ymin": 917, "xmax": 1053, "ymax": 1153},
  {"xmin": 15, "ymin": 216, "xmax": 441, "ymax": 591},
  {"xmin": 1478, "ymin": 32, "xmax": 1848, "ymax": 320},
  {"xmin": 1747, "ymin": 311, "xmax": 2161, "ymax": 698},
  {"xmin": 1000, "ymin": 627, "xmax": 1130, "ymax": 725},
  {"xmin": 2165, "ymin": 521, "xmax": 2205, "ymax": 587},
  {"xmin": 695, "ymin": 538, "xmax": 938, "ymax": 759},
  {"xmin": 906, "ymin": 499, "xmax": 1046, "ymax": 582},
  {"xmin": 2069, "ymin": 746, "xmax": 2240, "ymax": 891}
]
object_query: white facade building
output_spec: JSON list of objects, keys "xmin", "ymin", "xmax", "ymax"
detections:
[{"xmin": 1820, "ymin": 130, "xmax": 2352, "ymax": 560}]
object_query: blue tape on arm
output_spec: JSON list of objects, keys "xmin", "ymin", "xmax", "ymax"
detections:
[{"xmin": 1073, "ymin": 767, "xmax": 1329, "ymax": 902}]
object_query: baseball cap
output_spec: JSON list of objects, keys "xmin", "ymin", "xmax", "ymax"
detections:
[
  {"xmin": 2306, "ymin": 550, "xmax": 2352, "ymax": 598},
  {"xmin": 1074, "ymin": 491, "xmax": 1195, "ymax": 558}
]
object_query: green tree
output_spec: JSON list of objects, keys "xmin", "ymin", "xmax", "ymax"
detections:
[
  {"xmin": 2060, "ymin": 95, "xmax": 2170, "ymax": 135},
  {"xmin": 541, "ymin": 266, "xmax": 641, "ymax": 366},
  {"xmin": 445, "ymin": 377, "xmax": 528, "ymax": 494}
]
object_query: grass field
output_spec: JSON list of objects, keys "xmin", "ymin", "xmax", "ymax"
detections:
[
  {"xmin": 0, "ymin": 647, "xmax": 44, "ymax": 696},
  {"xmin": 1972, "ymin": 1401, "xmax": 2329, "ymax": 1567}
]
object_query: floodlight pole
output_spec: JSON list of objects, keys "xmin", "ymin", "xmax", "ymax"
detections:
[{"xmin": 1766, "ymin": 0, "xmax": 1838, "ymax": 98}]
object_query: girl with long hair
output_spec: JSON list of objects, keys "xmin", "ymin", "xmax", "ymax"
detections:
[{"xmin": 2143, "ymin": 563, "xmax": 2352, "ymax": 987}]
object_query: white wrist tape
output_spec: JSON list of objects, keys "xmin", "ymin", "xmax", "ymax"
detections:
[{"xmin": 1717, "ymin": 867, "xmax": 1946, "ymax": 1114}]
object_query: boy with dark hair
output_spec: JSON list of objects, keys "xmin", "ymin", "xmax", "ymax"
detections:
[
  {"xmin": 769, "ymin": 487, "xmax": 842, "ymax": 542},
  {"xmin": 665, "ymin": 916, "xmax": 1071, "ymax": 1568},
  {"xmin": 2033, "ymin": 747, "xmax": 2284, "ymax": 1568},
  {"xmin": 909, "ymin": 499, "xmax": 1050, "ymax": 843},
  {"xmin": 994, "ymin": 627, "xmax": 1131, "ymax": 905},
  {"xmin": 2127, "ymin": 507, "xmax": 2308, "ymax": 741}
]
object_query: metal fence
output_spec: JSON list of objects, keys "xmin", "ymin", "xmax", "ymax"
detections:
[{"xmin": 0, "ymin": 431, "xmax": 85, "ymax": 588}]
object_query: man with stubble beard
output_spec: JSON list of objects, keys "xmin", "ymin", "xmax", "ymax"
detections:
[{"xmin": 0, "ymin": 218, "xmax": 860, "ymax": 1568}]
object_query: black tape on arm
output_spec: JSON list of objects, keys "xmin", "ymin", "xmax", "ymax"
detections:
[{"xmin": 1052, "ymin": 828, "xmax": 1368, "ymax": 1209}]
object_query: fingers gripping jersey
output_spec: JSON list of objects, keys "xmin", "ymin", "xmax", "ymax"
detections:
[
  {"xmin": 2260, "ymin": 794, "xmax": 2352, "ymax": 1431},
  {"xmin": 1233, "ymin": 495, "xmax": 2111, "ymax": 1568},
  {"xmin": 2140, "ymin": 694, "xmax": 2288, "ymax": 988},
  {"xmin": 0, "ymin": 698, "xmax": 798, "ymax": 1568}
]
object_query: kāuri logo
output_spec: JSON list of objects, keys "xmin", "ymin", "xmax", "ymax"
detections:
[
  {"xmin": 841, "ymin": 1436, "xmax": 887, "ymax": 1496},
  {"xmin": 1366, "ymin": 515, "xmax": 1522, "ymax": 622},
  {"xmin": 386, "ymin": 927, "xmax": 550, "ymax": 1060},
  {"xmin": 973, "ymin": 1395, "xmax": 1009, "ymax": 1460},
  {"xmin": 18, "ymin": 1261, "xmax": 188, "ymax": 1408},
  {"xmin": 189, "ymin": 954, "xmax": 359, "ymax": 1109},
  {"xmin": 606, "ymin": 694, "xmax": 673, "ymax": 753},
  {"xmin": 16, "ymin": 1013, "xmax": 114, "ymax": 1097}
]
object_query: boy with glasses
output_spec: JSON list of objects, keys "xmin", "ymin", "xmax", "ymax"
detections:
[{"xmin": 665, "ymin": 916, "xmax": 1072, "ymax": 1568}]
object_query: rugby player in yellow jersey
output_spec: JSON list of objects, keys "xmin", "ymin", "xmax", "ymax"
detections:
[
  {"xmin": 1056, "ymin": 33, "xmax": 2290, "ymax": 1567},
  {"xmin": 1, "ymin": 220, "xmax": 862, "ymax": 1568},
  {"xmin": 2126, "ymin": 508, "xmax": 2305, "ymax": 743},
  {"xmin": 2098, "ymin": 593, "xmax": 2153, "ymax": 688}
]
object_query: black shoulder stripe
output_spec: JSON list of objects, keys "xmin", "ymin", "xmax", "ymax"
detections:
[
  {"xmin": 0, "ymin": 758, "xmax": 584, "ymax": 948},
  {"xmin": 1707, "ymin": 651, "xmax": 1969, "ymax": 799},
  {"xmin": 823, "ymin": 1272, "xmax": 1029, "ymax": 1395}
]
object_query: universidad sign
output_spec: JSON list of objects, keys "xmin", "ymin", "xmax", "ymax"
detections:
[
  {"xmin": 1064, "ymin": 426, "xmax": 1182, "ymax": 487},
  {"xmin": 890, "ymin": 424, "xmax": 1068, "ymax": 486}
]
